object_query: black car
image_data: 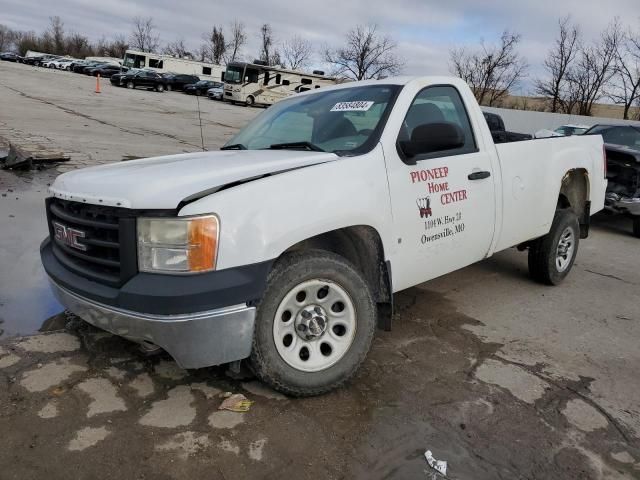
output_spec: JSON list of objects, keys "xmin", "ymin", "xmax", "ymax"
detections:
[
  {"xmin": 121, "ymin": 70, "xmax": 166, "ymax": 92},
  {"xmin": 163, "ymin": 74, "xmax": 201, "ymax": 91},
  {"xmin": 183, "ymin": 80, "xmax": 219, "ymax": 96},
  {"xmin": 73, "ymin": 61, "xmax": 101, "ymax": 73},
  {"xmin": 585, "ymin": 124, "xmax": 640, "ymax": 237},
  {"xmin": 88, "ymin": 64, "xmax": 126, "ymax": 78},
  {"xmin": 0, "ymin": 52, "xmax": 21, "ymax": 62},
  {"xmin": 22, "ymin": 55, "xmax": 45, "ymax": 66},
  {"xmin": 83, "ymin": 63, "xmax": 110, "ymax": 75}
]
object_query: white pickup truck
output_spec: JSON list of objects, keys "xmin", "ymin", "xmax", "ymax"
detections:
[{"xmin": 41, "ymin": 76, "xmax": 607, "ymax": 396}]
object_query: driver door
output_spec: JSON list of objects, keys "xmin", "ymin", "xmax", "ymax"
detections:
[{"xmin": 385, "ymin": 85, "xmax": 497, "ymax": 290}]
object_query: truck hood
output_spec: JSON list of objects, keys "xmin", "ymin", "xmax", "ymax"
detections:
[{"xmin": 50, "ymin": 150, "xmax": 339, "ymax": 209}]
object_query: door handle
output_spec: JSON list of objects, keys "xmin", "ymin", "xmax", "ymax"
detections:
[{"xmin": 468, "ymin": 171, "xmax": 491, "ymax": 180}]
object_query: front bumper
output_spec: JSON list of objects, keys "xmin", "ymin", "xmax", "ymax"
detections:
[
  {"xmin": 50, "ymin": 279, "xmax": 256, "ymax": 369},
  {"xmin": 41, "ymin": 237, "xmax": 272, "ymax": 368},
  {"xmin": 605, "ymin": 193, "xmax": 640, "ymax": 216}
]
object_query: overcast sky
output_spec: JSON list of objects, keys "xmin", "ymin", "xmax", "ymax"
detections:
[{"xmin": 3, "ymin": 0, "xmax": 639, "ymax": 92}]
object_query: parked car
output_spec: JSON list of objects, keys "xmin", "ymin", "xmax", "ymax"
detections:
[
  {"xmin": 41, "ymin": 76, "xmax": 606, "ymax": 396},
  {"xmin": 88, "ymin": 64, "xmax": 125, "ymax": 78},
  {"xmin": 585, "ymin": 124, "xmax": 640, "ymax": 237},
  {"xmin": 183, "ymin": 80, "xmax": 219, "ymax": 95},
  {"xmin": 483, "ymin": 111, "xmax": 532, "ymax": 143},
  {"xmin": 51, "ymin": 58, "xmax": 75, "ymax": 70},
  {"xmin": 22, "ymin": 55, "xmax": 45, "ymax": 66},
  {"xmin": 535, "ymin": 124, "xmax": 590, "ymax": 138},
  {"xmin": 83, "ymin": 63, "xmax": 111, "ymax": 75},
  {"xmin": 207, "ymin": 84, "xmax": 225, "ymax": 101},
  {"xmin": 163, "ymin": 74, "xmax": 201, "ymax": 91},
  {"xmin": 73, "ymin": 61, "xmax": 102, "ymax": 74},
  {"xmin": 0, "ymin": 52, "xmax": 21, "ymax": 62},
  {"xmin": 110, "ymin": 68, "xmax": 143, "ymax": 86},
  {"xmin": 41, "ymin": 56, "xmax": 63, "ymax": 68},
  {"xmin": 121, "ymin": 70, "xmax": 166, "ymax": 92}
]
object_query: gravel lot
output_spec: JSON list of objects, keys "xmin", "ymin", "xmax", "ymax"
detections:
[{"xmin": 0, "ymin": 60, "xmax": 639, "ymax": 479}]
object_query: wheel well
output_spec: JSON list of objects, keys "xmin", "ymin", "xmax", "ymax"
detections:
[
  {"xmin": 559, "ymin": 169, "xmax": 590, "ymax": 238},
  {"xmin": 283, "ymin": 225, "xmax": 392, "ymax": 311}
]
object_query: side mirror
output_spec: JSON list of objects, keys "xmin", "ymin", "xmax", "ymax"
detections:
[{"xmin": 400, "ymin": 122, "xmax": 465, "ymax": 158}]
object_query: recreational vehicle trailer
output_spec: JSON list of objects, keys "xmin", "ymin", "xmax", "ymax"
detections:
[
  {"xmin": 122, "ymin": 50, "xmax": 225, "ymax": 81},
  {"xmin": 223, "ymin": 61, "xmax": 339, "ymax": 106}
]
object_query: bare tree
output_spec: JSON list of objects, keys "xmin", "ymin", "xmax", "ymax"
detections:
[
  {"xmin": 450, "ymin": 31, "xmax": 528, "ymax": 106},
  {"xmin": 104, "ymin": 34, "xmax": 129, "ymax": 59},
  {"xmin": 566, "ymin": 19, "xmax": 623, "ymax": 115},
  {"xmin": 609, "ymin": 26, "xmax": 640, "ymax": 119},
  {"xmin": 202, "ymin": 26, "xmax": 226, "ymax": 64},
  {"xmin": 0, "ymin": 24, "xmax": 14, "ymax": 52},
  {"xmin": 66, "ymin": 32, "xmax": 94, "ymax": 58},
  {"xmin": 535, "ymin": 16, "xmax": 580, "ymax": 112},
  {"xmin": 129, "ymin": 16, "xmax": 159, "ymax": 52},
  {"xmin": 225, "ymin": 20, "xmax": 246, "ymax": 63},
  {"xmin": 164, "ymin": 38, "xmax": 191, "ymax": 58},
  {"xmin": 324, "ymin": 24, "xmax": 402, "ymax": 80},
  {"xmin": 282, "ymin": 35, "xmax": 313, "ymax": 70},
  {"xmin": 259, "ymin": 23, "xmax": 279, "ymax": 65},
  {"xmin": 47, "ymin": 16, "xmax": 65, "ymax": 55}
]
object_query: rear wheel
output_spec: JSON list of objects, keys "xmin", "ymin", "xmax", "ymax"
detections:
[
  {"xmin": 528, "ymin": 209, "xmax": 580, "ymax": 285},
  {"xmin": 166, "ymin": 84, "xmax": 172, "ymax": 91},
  {"xmin": 156, "ymin": 84, "xmax": 164, "ymax": 92},
  {"xmin": 126, "ymin": 81, "xmax": 134, "ymax": 89},
  {"xmin": 632, "ymin": 216, "xmax": 640, "ymax": 238},
  {"xmin": 250, "ymin": 250, "xmax": 377, "ymax": 397}
]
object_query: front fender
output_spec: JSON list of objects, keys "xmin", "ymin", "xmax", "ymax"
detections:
[{"xmin": 179, "ymin": 145, "xmax": 394, "ymax": 270}]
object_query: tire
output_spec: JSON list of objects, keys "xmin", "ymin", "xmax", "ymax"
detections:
[
  {"xmin": 528, "ymin": 209, "xmax": 580, "ymax": 285},
  {"xmin": 126, "ymin": 81, "xmax": 134, "ymax": 89},
  {"xmin": 633, "ymin": 216, "xmax": 640, "ymax": 238},
  {"xmin": 245, "ymin": 95, "xmax": 255, "ymax": 107},
  {"xmin": 166, "ymin": 84, "xmax": 172, "ymax": 91},
  {"xmin": 249, "ymin": 250, "xmax": 377, "ymax": 397},
  {"xmin": 156, "ymin": 84, "xmax": 164, "ymax": 92}
]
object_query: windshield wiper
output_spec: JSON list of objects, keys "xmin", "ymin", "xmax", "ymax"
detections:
[
  {"xmin": 220, "ymin": 143, "xmax": 247, "ymax": 150},
  {"xmin": 268, "ymin": 141, "xmax": 325, "ymax": 152}
]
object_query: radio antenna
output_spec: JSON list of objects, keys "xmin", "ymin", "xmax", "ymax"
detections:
[{"xmin": 195, "ymin": 93, "xmax": 206, "ymax": 151}]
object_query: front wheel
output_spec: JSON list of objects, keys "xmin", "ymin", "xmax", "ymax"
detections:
[
  {"xmin": 156, "ymin": 84, "xmax": 164, "ymax": 92},
  {"xmin": 528, "ymin": 209, "xmax": 580, "ymax": 285},
  {"xmin": 166, "ymin": 84, "xmax": 172, "ymax": 91},
  {"xmin": 250, "ymin": 250, "xmax": 377, "ymax": 397},
  {"xmin": 632, "ymin": 216, "xmax": 640, "ymax": 238},
  {"xmin": 245, "ymin": 95, "xmax": 255, "ymax": 107},
  {"xmin": 126, "ymin": 81, "xmax": 134, "ymax": 89}
]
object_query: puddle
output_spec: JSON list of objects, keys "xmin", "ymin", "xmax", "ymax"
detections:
[{"xmin": 0, "ymin": 176, "xmax": 63, "ymax": 338}]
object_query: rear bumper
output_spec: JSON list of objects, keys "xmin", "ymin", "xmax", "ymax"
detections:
[{"xmin": 50, "ymin": 279, "xmax": 256, "ymax": 368}]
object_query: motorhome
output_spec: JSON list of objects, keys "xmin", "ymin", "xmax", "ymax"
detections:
[
  {"xmin": 223, "ymin": 61, "xmax": 340, "ymax": 106},
  {"xmin": 122, "ymin": 50, "xmax": 224, "ymax": 81}
]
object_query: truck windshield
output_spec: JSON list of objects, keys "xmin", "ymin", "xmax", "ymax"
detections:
[
  {"xmin": 223, "ymin": 85, "xmax": 401, "ymax": 155},
  {"xmin": 225, "ymin": 65, "xmax": 244, "ymax": 84}
]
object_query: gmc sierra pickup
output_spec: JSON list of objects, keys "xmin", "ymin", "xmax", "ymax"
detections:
[{"xmin": 41, "ymin": 76, "xmax": 607, "ymax": 396}]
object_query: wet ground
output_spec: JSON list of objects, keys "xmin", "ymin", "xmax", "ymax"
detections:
[{"xmin": 1, "ymin": 61, "xmax": 639, "ymax": 479}]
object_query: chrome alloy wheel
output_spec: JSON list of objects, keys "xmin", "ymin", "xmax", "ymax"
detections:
[
  {"xmin": 556, "ymin": 227, "xmax": 575, "ymax": 272},
  {"xmin": 273, "ymin": 279, "xmax": 357, "ymax": 372}
]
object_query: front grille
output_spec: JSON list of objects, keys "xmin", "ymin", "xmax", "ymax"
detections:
[{"xmin": 46, "ymin": 198, "xmax": 138, "ymax": 287}]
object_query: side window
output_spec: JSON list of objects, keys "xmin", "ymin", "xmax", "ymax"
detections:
[
  {"xmin": 400, "ymin": 85, "xmax": 477, "ymax": 159},
  {"xmin": 301, "ymin": 78, "xmax": 312, "ymax": 85},
  {"xmin": 275, "ymin": 74, "xmax": 281, "ymax": 84},
  {"xmin": 202, "ymin": 67, "xmax": 212, "ymax": 75},
  {"xmin": 149, "ymin": 59, "xmax": 163, "ymax": 69},
  {"xmin": 282, "ymin": 79, "xmax": 290, "ymax": 86},
  {"xmin": 264, "ymin": 71, "xmax": 270, "ymax": 85},
  {"xmin": 246, "ymin": 68, "xmax": 260, "ymax": 83}
]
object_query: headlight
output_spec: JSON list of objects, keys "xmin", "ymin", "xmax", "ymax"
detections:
[{"xmin": 137, "ymin": 215, "xmax": 219, "ymax": 274}]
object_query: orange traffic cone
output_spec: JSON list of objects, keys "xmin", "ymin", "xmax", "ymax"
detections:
[{"xmin": 95, "ymin": 73, "xmax": 101, "ymax": 94}]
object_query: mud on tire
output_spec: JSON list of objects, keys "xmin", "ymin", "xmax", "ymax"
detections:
[
  {"xmin": 528, "ymin": 209, "xmax": 580, "ymax": 285},
  {"xmin": 249, "ymin": 250, "xmax": 377, "ymax": 397}
]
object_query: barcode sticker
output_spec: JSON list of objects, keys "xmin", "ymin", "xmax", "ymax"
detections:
[{"xmin": 330, "ymin": 101, "xmax": 374, "ymax": 112}]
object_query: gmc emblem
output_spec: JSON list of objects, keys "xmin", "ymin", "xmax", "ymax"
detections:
[{"xmin": 52, "ymin": 221, "xmax": 87, "ymax": 251}]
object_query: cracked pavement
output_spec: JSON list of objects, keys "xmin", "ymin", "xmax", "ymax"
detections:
[{"xmin": 1, "ymin": 61, "xmax": 640, "ymax": 479}]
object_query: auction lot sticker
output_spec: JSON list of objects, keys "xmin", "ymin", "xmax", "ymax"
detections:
[{"xmin": 330, "ymin": 101, "xmax": 374, "ymax": 112}]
